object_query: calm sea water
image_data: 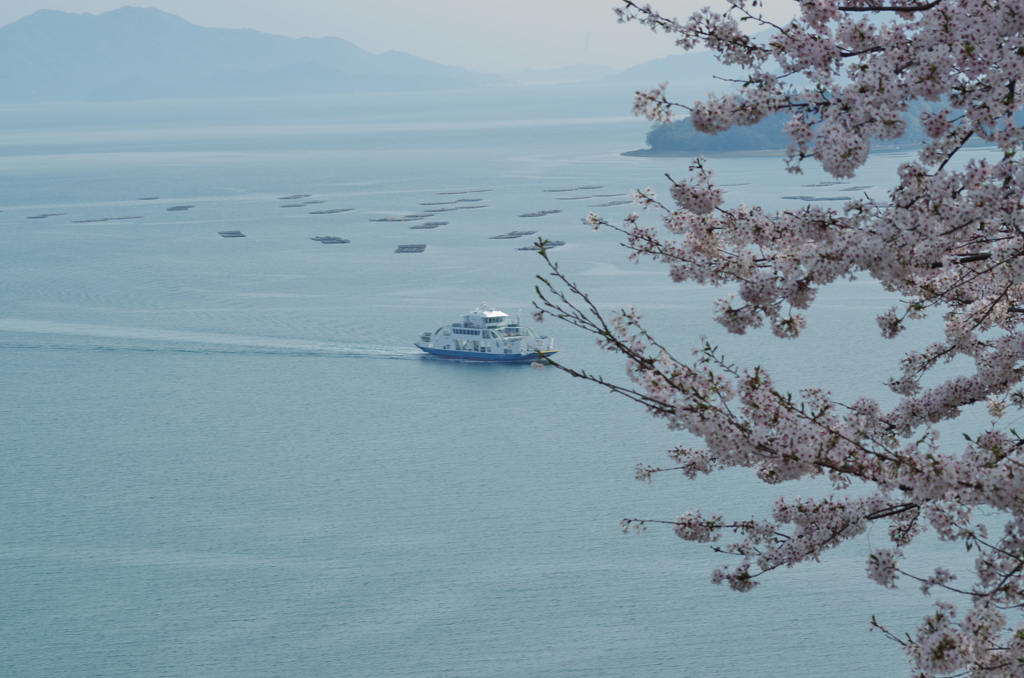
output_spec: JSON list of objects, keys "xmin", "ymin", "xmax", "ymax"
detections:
[{"xmin": 1, "ymin": 83, "xmax": 1002, "ymax": 678}]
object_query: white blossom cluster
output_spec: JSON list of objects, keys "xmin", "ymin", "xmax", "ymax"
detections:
[{"xmin": 536, "ymin": 1, "xmax": 1024, "ymax": 675}]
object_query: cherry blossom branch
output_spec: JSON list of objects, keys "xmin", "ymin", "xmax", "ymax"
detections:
[{"xmin": 565, "ymin": 2, "xmax": 1024, "ymax": 673}]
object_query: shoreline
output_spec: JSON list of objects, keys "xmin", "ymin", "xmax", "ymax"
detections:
[{"xmin": 622, "ymin": 140, "xmax": 994, "ymax": 159}]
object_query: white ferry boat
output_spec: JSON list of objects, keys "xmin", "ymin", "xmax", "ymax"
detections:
[{"xmin": 415, "ymin": 306, "xmax": 557, "ymax": 362}]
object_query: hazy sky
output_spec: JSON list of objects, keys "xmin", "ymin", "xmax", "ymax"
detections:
[{"xmin": 0, "ymin": 1, "xmax": 795, "ymax": 72}]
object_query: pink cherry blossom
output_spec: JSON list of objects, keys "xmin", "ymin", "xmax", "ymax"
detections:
[{"xmin": 537, "ymin": 1, "xmax": 1024, "ymax": 675}]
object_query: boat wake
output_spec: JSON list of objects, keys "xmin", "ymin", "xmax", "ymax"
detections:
[{"xmin": 0, "ymin": 319, "xmax": 421, "ymax": 360}]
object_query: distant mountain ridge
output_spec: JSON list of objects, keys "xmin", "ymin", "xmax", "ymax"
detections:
[
  {"xmin": 604, "ymin": 51, "xmax": 749, "ymax": 86},
  {"xmin": 0, "ymin": 6, "xmax": 501, "ymax": 102}
]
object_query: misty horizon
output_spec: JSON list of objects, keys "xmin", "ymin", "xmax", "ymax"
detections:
[{"xmin": 0, "ymin": 6, "xmax": 739, "ymax": 104}]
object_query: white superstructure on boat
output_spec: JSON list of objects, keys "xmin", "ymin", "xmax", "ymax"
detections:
[{"xmin": 415, "ymin": 306, "xmax": 557, "ymax": 362}]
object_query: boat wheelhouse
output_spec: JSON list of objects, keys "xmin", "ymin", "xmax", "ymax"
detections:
[{"xmin": 415, "ymin": 306, "xmax": 557, "ymax": 362}]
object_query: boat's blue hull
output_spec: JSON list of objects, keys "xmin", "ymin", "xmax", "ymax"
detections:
[{"xmin": 417, "ymin": 346, "xmax": 557, "ymax": 362}]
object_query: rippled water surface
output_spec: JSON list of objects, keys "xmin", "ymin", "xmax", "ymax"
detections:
[{"xmin": 2, "ymin": 84, "xmax": 998, "ymax": 678}]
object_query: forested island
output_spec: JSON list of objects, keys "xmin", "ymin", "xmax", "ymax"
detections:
[
  {"xmin": 624, "ymin": 113, "xmax": 791, "ymax": 156},
  {"xmin": 625, "ymin": 108, "xmax": 937, "ymax": 156}
]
